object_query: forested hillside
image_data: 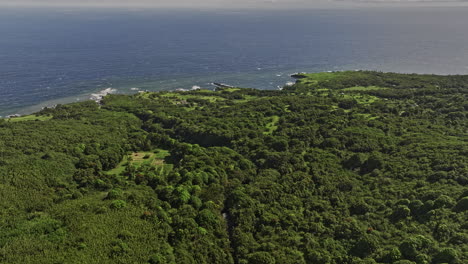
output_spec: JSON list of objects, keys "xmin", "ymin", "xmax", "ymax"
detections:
[{"xmin": 0, "ymin": 71, "xmax": 467, "ymax": 264}]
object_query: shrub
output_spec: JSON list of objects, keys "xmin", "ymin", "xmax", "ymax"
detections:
[
  {"xmin": 141, "ymin": 211, "xmax": 153, "ymax": 220},
  {"xmin": 80, "ymin": 203, "xmax": 90, "ymax": 211},
  {"xmin": 433, "ymin": 195, "xmax": 455, "ymax": 209},
  {"xmin": 72, "ymin": 191, "xmax": 83, "ymax": 199},
  {"xmin": 343, "ymin": 153, "xmax": 366, "ymax": 170},
  {"xmin": 77, "ymin": 243, "xmax": 87, "ymax": 250},
  {"xmin": 149, "ymin": 254, "xmax": 166, "ymax": 264},
  {"xmin": 361, "ymin": 153, "xmax": 384, "ymax": 174},
  {"xmin": 350, "ymin": 235, "xmax": 379, "ymax": 258},
  {"xmin": 94, "ymin": 179, "xmax": 112, "ymax": 190},
  {"xmin": 247, "ymin": 252, "xmax": 276, "ymax": 264},
  {"xmin": 454, "ymin": 197, "xmax": 468, "ymax": 212},
  {"xmin": 432, "ymin": 248, "xmax": 458, "ymax": 264},
  {"xmin": 196, "ymin": 209, "xmax": 219, "ymax": 229},
  {"xmin": 106, "ymin": 189, "xmax": 123, "ymax": 200},
  {"xmin": 392, "ymin": 205, "xmax": 411, "ymax": 220},
  {"xmin": 117, "ymin": 230, "xmax": 134, "ymax": 240},
  {"xmin": 398, "ymin": 236, "xmax": 431, "ymax": 260},
  {"xmin": 110, "ymin": 200, "xmax": 127, "ymax": 209},
  {"xmin": 338, "ymin": 98, "xmax": 358, "ymax": 109},
  {"xmin": 110, "ymin": 240, "xmax": 131, "ymax": 257},
  {"xmin": 350, "ymin": 200, "xmax": 371, "ymax": 215},
  {"xmin": 383, "ymin": 248, "xmax": 402, "ymax": 263},
  {"xmin": 433, "ymin": 223, "xmax": 453, "ymax": 242},
  {"xmin": 414, "ymin": 254, "xmax": 429, "ymax": 264},
  {"xmin": 409, "ymin": 200, "xmax": 424, "ymax": 216},
  {"xmin": 95, "ymin": 206, "xmax": 108, "ymax": 214},
  {"xmin": 393, "ymin": 261, "xmax": 415, "ymax": 264}
]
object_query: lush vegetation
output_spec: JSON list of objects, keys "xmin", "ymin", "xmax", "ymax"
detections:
[{"xmin": 0, "ymin": 71, "xmax": 467, "ymax": 264}]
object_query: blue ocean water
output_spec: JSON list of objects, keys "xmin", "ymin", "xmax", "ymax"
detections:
[{"xmin": 1, "ymin": 7, "xmax": 468, "ymax": 116}]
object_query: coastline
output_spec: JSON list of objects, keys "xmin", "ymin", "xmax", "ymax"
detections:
[
  {"xmin": 1, "ymin": 89, "xmax": 110, "ymax": 118},
  {"xmin": 0, "ymin": 68, "xmax": 320, "ymax": 118}
]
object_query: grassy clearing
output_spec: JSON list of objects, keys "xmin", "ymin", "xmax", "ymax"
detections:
[
  {"xmin": 298, "ymin": 72, "xmax": 345, "ymax": 82},
  {"xmin": 354, "ymin": 95, "xmax": 379, "ymax": 105},
  {"xmin": 264, "ymin": 115, "xmax": 280, "ymax": 135},
  {"xmin": 340, "ymin": 94, "xmax": 380, "ymax": 105},
  {"xmin": 106, "ymin": 161, "xmax": 127, "ymax": 176},
  {"xmin": 296, "ymin": 71, "xmax": 386, "ymax": 91},
  {"xmin": 193, "ymin": 89, "xmax": 216, "ymax": 93},
  {"xmin": 342, "ymin": 86, "xmax": 388, "ymax": 91},
  {"xmin": 221, "ymin": 88, "xmax": 242, "ymax": 92},
  {"xmin": 159, "ymin": 93, "xmax": 225, "ymax": 103},
  {"xmin": 300, "ymin": 86, "xmax": 381, "ymax": 108},
  {"xmin": 7, "ymin": 115, "xmax": 52, "ymax": 122},
  {"xmin": 296, "ymin": 71, "xmax": 358, "ymax": 86},
  {"xmin": 232, "ymin": 95, "xmax": 259, "ymax": 104},
  {"xmin": 137, "ymin": 91, "xmax": 152, "ymax": 99},
  {"xmin": 355, "ymin": 113, "xmax": 379, "ymax": 120},
  {"xmin": 107, "ymin": 149, "xmax": 171, "ymax": 176},
  {"xmin": 137, "ymin": 89, "xmax": 260, "ymax": 108}
]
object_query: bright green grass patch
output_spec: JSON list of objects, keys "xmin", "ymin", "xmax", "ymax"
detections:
[
  {"xmin": 106, "ymin": 160, "xmax": 127, "ymax": 176},
  {"xmin": 356, "ymin": 95, "xmax": 379, "ymax": 104},
  {"xmin": 232, "ymin": 95, "xmax": 259, "ymax": 104},
  {"xmin": 341, "ymin": 94, "xmax": 380, "ymax": 105},
  {"xmin": 299, "ymin": 71, "xmax": 374, "ymax": 82},
  {"xmin": 7, "ymin": 115, "xmax": 52, "ymax": 122},
  {"xmin": 222, "ymin": 88, "xmax": 242, "ymax": 92},
  {"xmin": 159, "ymin": 93, "xmax": 225, "ymax": 103},
  {"xmin": 107, "ymin": 149, "xmax": 171, "ymax": 175},
  {"xmin": 295, "ymin": 71, "xmax": 382, "ymax": 90},
  {"xmin": 263, "ymin": 115, "xmax": 279, "ymax": 135},
  {"xmin": 302, "ymin": 88, "xmax": 379, "ymax": 105},
  {"xmin": 296, "ymin": 71, "xmax": 362, "ymax": 85},
  {"xmin": 137, "ymin": 91, "xmax": 151, "ymax": 99},
  {"xmin": 193, "ymin": 89, "xmax": 217, "ymax": 93},
  {"xmin": 130, "ymin": 150, "xmax": 168, "ymax": 167},
  {"xmin": 154, "ymin": 163, "xmax": 174, "ymax": 177},
  {"xmin": 153, "ymin": 149, "xmax": 170, "ymax": 159},
  {"xmin": 342, "ymin": 86, "xmax": 388, "ymax": 91},
  {"xmin": 355, "ymin": 113, "xmax": 379, "ymax": 120},
  {"xmin": 143, "ymin": 90, "xmax": 255, "ymax": 105},
  {"xmin": 301, "ymin": 80, "xmax": 319, "ymax": 86},
  {"xmin": 298, "ymin": 71, "xmax": 348, "ymax": 82}
]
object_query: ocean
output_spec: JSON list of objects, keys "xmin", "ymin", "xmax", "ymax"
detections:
[{"xmin": 1, "ymin": 7, "xmax": 468, "ymax": 117}]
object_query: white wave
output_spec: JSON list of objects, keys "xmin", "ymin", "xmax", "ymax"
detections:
[
  {"xmin": 285, "ymin": 81, "xmax": 295, "ymax": 86},
  {"xmin": 191, "ymin": 85, "xmax": 201, "ymax": 90},
  {"xmin": 130, "ymin": 87, "xmax": 140, "ymax": 91},
  {"xmin": 90, "ymin": 88, "xmax": 117, "ymax": 102}
]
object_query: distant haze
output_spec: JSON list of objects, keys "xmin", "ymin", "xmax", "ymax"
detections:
[{"xmin": 1, "ymin": 0, "xmax": 468, "ymax": 8}]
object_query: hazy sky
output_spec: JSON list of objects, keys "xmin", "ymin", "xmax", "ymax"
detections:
[{"xmin": 1, "ymin": 0, "xmax": 468, "ymax": 8}]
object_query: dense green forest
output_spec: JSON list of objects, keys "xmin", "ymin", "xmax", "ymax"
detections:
[{"xmin": 0, "ymin": 71, "xmax": 467, "ymax": 264}]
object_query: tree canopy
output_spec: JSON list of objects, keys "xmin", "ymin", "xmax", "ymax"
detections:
[{"xmin": 0, "ymin": 71, "xmax": 467, "ymax": 263}]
